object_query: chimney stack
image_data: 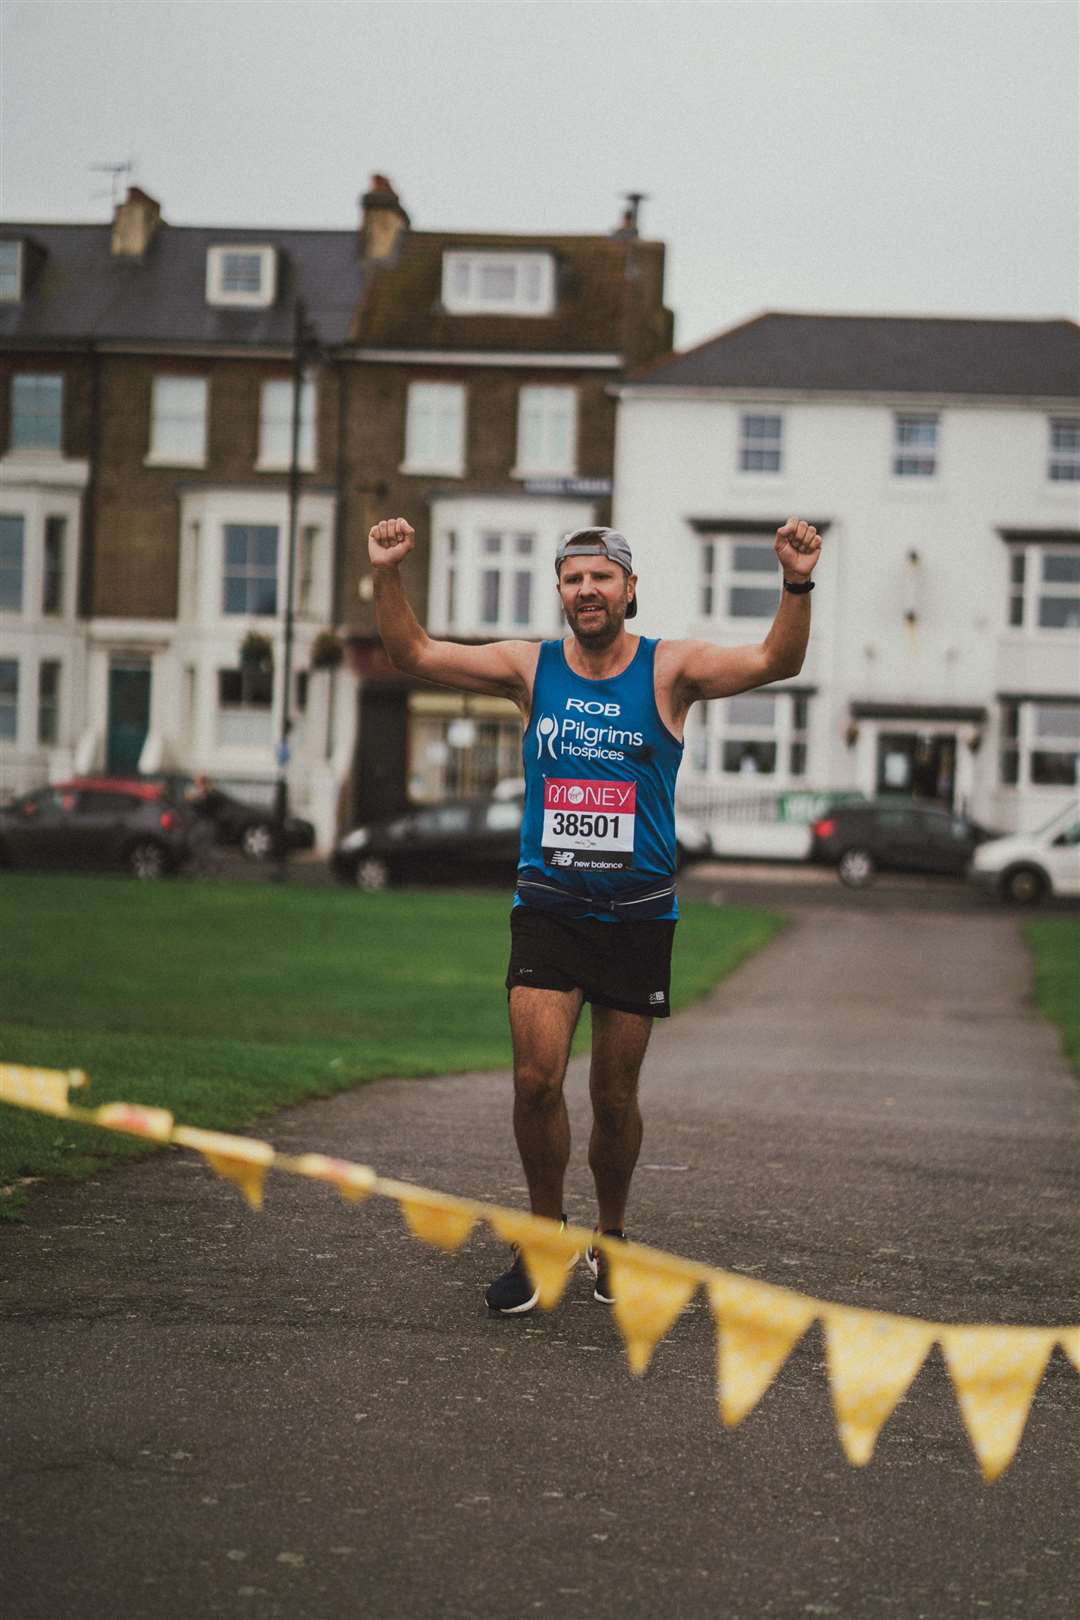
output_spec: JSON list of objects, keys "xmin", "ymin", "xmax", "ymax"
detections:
[
  {"xmin": 359, "ymin": 174, "xmax": 409, "ymax": 262},
  {"xmin": 111, "ymin": 186, "xmax": 162, "ymax": 257},
  {"xmin": 611, "ymin": 191, "xmax": 646, "ymax": 240}
]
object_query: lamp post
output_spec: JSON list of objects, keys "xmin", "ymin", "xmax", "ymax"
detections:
[{"xmin": 273, "ymin": 298, "xmax": 321, "ymax": 880}]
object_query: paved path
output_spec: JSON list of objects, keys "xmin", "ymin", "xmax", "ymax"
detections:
[{"xmin": 1, "ymin": 907, "xmax": 1078, "ymax": 1619}]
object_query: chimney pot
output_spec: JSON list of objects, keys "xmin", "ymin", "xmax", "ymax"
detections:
[{"xmin": 359, "ymin": 174, "xmax": 410, "ymax": 262}]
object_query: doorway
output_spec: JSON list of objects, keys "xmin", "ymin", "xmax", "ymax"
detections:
[
  {"xmin": 876, "ymin": 732, "xmax": 956, "ymax": 808},
  {"xmin": 106, "ymin": 657, "xmax": 151, "ymax": 776}
]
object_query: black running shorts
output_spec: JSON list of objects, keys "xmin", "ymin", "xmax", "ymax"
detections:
[{"xmin": 505, "ymin": 906, "xmax": 677, "ymax": 1018}]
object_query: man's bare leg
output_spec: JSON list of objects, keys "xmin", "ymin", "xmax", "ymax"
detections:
[
  {"xmin": 508, "ymin": 985, "xmax": 584, "ymax": 1220},
  {"xmin": 588, "ymin": 1005, "xmax": 654, "ymax": 1232}
]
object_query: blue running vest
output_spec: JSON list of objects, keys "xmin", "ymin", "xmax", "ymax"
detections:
[{"xmin": 516, "ymin": 637, "xmax": 683, "ymax": 922}]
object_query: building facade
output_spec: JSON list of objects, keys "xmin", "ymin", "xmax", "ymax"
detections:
[
  {"xmin": 613, "ymin": 313, "xmax": 1080, "ymax": 851},
  {"xmin": 0, "ymin": 182, "xmax": 674, "ymax": 843}
]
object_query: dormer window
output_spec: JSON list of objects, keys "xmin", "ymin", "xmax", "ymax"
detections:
[
  {"xmin": 0, "ymin": 241, "xmax": 23, "ymax": 302},
  {"xmin": 441, "ymin": 251, "xmax": 555, "ymax": 316},
  {"xmin": 206, "ymin": 245, "xmax": 278, "ymax": 308}
]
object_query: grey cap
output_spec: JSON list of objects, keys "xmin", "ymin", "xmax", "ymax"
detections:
[{"xmin": 554, "ymin": 527, "xmax": 637, "ymax": 618}]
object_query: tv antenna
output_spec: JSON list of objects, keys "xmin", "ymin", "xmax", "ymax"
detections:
[{"xmin": 90, "ymin": 159, "xmax": 136, "ymax": 205}]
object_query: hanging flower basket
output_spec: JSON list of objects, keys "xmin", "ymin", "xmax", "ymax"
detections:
[
  {"xmin": 239, "ymin": 630, "xmax": 274, "ymax": 671},
  {"xmin": 310, "ymin": 629, "xmax": 344, "ymax": 671}
]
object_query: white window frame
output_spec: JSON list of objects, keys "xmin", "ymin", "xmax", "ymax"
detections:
[
  {"xmin": 0, "ymin": 512, "xmax": 25, "ymax": 614},
  {"xmin": 222, "ymin": 523, "xmax": 279, "ymax": 618},
  {"xmin": 1005, "ymin": 543, "xmax": 1080, "ymax": 633},
  {"xmin": 699, "ymin": 534, "xmax": 780, "ymax": 622},
  {"xmin": 999, "ymin": 699, "xmax": 1080, "ymax": 790},
  {"xmin": 737, "ymin": 412, "xmax": 783, "ymax": 475},
  {"xmin": 1048, "ymin": 417, "xmax": 1080, "ymax": 483},
  {"xmin": 10, "ymin": 373, "xmax": 63, "ymax": 453},
  {"xmin": 892, "ymin": 412, "xmax": 939, "ymax": 479},
  {"xmin": 441, "ymin": 251, "xmax": 556, "ymax": 317},
  {"xmin": 0, "ymin": 657, "xmax": 18, "ymax": 743},
  {"xmin": 37, "ymin": 657, "xmax": 60, "ymax": 746},
  {"xmin": 476, "ymin": 529, "xmax": 540, "ymax": 633},
  {"xmin": 687, "ymin": 690, "xmax": 811, "ymax": 783},
  {"xmin": 215, "ymin": 663, "xmax": 274, "ymax": 748},
  {"xmin": 205, "ymin": 244, "xmax": 278, "ymax": 309},
  {"xmin": 514, "ymin": 386, "xmax": 577, "ymax": 477},
  {"xmin": 0, "ymin": 241, "xmax": 23, "ymax": 302},
  {"xmin": 147, "ymin": 376, "xmax": 208, "ymax": 467},
  {"xmin": 257, "ymin": 377, "xmax": 316, "ymax": 471},
  {"xmin": 402, "ymin": 382, "xmax": 466, "ymax": 476}
]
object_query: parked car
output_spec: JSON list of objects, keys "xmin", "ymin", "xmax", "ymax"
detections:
[
  {"xmin": 154, "ymin": 775, "xmax": 315, "ymax": 861},
  {"xmin": 331, "ymin": 792, "xmax": 713, "ymax": 891},
  {"xmin": 809, "ymin": 800, "xmax": 998, "ymax": 887},
  {"xmin": 969, "ymin": 801, "xmax": 1080, "ymax": 904},
  {"xmin": 0, "ymin": 778, "xmax": 193, "ymax": 878}
]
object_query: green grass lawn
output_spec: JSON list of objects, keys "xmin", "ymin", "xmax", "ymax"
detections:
[
  {"xmin": 1025, "ymin": 918, "xmax": 1080, "ymax": 1079},
  {"xmin": 0, "ymin": 874, "xmax": 785, "ymax": 1217}
]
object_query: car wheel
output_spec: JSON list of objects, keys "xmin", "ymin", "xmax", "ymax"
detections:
[
  {"xmin": 241, "ymin": 821, "xmax": 275, "ymax": 861},
  {"xmin": 128, "ymin": 840, "xmax": 168, "ymax": 880},
  {"xmin": 837, "ymin": 847, "xmax": 876, "ymax": 888},
  {"xmin": 355, "ymin": 855, "xmax": 391, "ymax": 892},
  {"xmin": 1001, "ymin": 864, "xmax": 1047, "ymax": 905}
]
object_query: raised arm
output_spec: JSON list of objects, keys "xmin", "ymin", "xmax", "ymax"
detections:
[
  {"xmin": 368, "ymin": 517, "xmax": 537, "ymax": 711},
  {"xmin": 661, "ymin": 518, "xmax": 822, "ymax": 727}
]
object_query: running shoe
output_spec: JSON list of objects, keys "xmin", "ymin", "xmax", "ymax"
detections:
[
  {"xmin": 586, "ymin": 1228, "xmax": 627, "ymax": 1304},
  {"xmin": 484, "ymin": 1215, "xmax": 579, "ymax": 1315}
]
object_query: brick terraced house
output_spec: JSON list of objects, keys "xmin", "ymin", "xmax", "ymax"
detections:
[{"xmin": 0, "ymin": 181, "xmax": 674, "ymax": 843}]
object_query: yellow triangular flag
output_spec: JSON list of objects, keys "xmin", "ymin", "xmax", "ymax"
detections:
[
  {"xmin": 709, "ymin": 1272, "xmax": 818, "ymax": 1426},
  {"xmin": 401, "ymin": 1193, "xmax": 477, "ymax": 1252},
  {"xmin": 940, "ymin": 1324, "xmax": 1057, "ymax": 1482},
  {"xmin": 606, "ymin": 1247, "xmax": 698, "ymax": 1375},
  {"xmin": 93, "ymin": 1102, "xmax": 175, "ymax": 1141},
  {"xmin": 0, "ymin": 1062, "xmax": 88, "ymax": 1117},
  {"xmin": 489, "ymin": 1211, "xmax": 582, "ymax": 1309},
  {"xmin": 1060, "ymin": 1329, "xmax": 1080, "ymax": 1376},
  {"xmin": 174, "ymin": 1127, "xmax": 274, "ymax": 1211},
  {"xmin": 823, "ymin": 1306, "xmax": 935, "ymax": 1465},
  {"xmin": 291, "ymin": 1153, "xmax": 375, "ymax": 1204}
]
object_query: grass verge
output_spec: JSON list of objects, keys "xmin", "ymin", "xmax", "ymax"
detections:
[
  {"xmin": 1025, "ymin": 918, "xmax": 1080, "ymax": 1079},
  {"xmin": 0, "ymin": 874, "xmax": 785, "ymax": 1218}
]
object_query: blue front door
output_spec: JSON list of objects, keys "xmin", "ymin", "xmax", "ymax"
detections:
[{"xmin": 106, "ymin": 659, "xmax": 151, "ymax": 776}]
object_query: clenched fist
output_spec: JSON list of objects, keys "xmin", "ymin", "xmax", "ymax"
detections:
[
  {"xmin": 367, "ymin": 516, "xmax": 415, "ymax": 571},
  {"xmin": 774, "ymin": 517, "xmax": 822, "ymax": 581}
]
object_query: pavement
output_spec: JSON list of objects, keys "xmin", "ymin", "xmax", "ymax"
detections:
[{"xmin": 1, "ymin": 895, "xmax": 1078, "ymax": 1619}]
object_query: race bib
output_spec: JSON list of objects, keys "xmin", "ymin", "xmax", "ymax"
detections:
[{"xmin": 542, "ymin": 778, "xmax": 636, "ymax": 872}]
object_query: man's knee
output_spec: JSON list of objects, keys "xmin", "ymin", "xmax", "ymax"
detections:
[
  {"xmin": 514, "ymin": 1060, "xmax": 565, "ymax": 1113},
  {"xmin": 590, "ymin": 1076, "xmax": 641, "ymax": 1135}
]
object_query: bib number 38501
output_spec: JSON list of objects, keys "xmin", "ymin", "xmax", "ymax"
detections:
[{"xmin": 542, "ymin": 778, "xmax": 636, "ymax": 872}]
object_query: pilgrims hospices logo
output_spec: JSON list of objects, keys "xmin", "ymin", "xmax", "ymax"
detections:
[{"xmin": 535, "ymin": 711, "xmax": 644, "ymax": 764}]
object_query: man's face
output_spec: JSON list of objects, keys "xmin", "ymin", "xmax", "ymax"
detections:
[{"xmin": 557, "ymin": 556, "xmax": 636, "ymax": 648}]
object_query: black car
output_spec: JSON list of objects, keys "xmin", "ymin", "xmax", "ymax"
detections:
[
  {"xmin": 0, "ymin": 778, "xmax": 194, "ymax": 878},
  {"xmin": 155, "ymin": 776, "xmax": 315, "ymax": 861},
  {"xmin": 331, "ymin": 793, "xmax": 713, "ymax": 891},
  {"xmin": 809, "ymin": 800, "xmax": 998, "ymax": 887}
]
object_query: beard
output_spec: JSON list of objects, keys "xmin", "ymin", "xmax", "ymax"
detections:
[{"xmin": 567, "ymin": 598, "xmax": 625, "ymax": 649}]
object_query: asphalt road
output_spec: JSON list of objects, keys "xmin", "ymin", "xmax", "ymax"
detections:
[{"xmin": 1, "ymin": 898, "xmax": 1078, "ymax": 1619}]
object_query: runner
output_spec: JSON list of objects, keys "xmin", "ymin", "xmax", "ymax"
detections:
[{"xmin": 368, "ymin": 516, "xmax": 822, "ymax": 1312}]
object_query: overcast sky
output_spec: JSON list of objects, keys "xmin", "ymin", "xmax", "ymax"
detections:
[{"xmin": 2, "ymin": 0, "xmax": 1076, "ymax": 348}]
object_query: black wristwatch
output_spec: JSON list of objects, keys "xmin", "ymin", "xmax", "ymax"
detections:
[{"xmin": 783, "ymin": 579, "xmax": 815, "ymax": 595}]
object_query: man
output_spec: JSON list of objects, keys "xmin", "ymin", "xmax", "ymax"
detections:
[{"xmin": 368, "ymin": 515, "xmax": 822, "ymax": 1313}]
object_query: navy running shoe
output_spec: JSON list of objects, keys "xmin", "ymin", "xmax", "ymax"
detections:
[
  {"xmin": 586, "ymin": 1229, "xmax": 627, "ymax": 1303},
  {"xmin": 484, "ymin": 1215, "xmax": 579, "ymax": 1315}
]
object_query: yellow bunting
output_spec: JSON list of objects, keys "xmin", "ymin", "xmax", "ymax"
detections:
[
  {"xmin": 173, "ymin": 1127, "xmax": 274, "ymax": 1211},
  {"xmin": 400, "ymin": 1194, "xmax": 477, "ymax": 1252},
  {"xmin": 940, "ymin": 1325, "xmax": 1058, "ymax": 1482},
  {"xmin": 290, "ymin": 1154, "xmax": 375, "ymax": 1204},
  {"xmin": 1061, "ymin": 1329, "xmax": 1080, "ymax": 1377},
  {"xmin": 823, "ymin": 1307, "xmax": 935, "ymax": 1465},
  {"xmin": 92, "ymin": 1102, "xmax": 175, "ymax": 1142},
  {"xmin": 489, "ymin": 1210, "xmax": 583, "ymax": 1309},
  {"xmin": 710, "ymin": 1273, "xmax": 818, "ymax": 1427},
  {"xmin": 0, "ymin": 1062, "xmax": 87, "ymax": 1117},
  {"xmin": 606, "ymin": 1246, "xmax": 698, "ymax": 1375}
]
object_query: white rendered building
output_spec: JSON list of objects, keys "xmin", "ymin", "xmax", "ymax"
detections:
[{"xmin": 612, "ymin": 314, "xmax": 1080, "ymax": 855}]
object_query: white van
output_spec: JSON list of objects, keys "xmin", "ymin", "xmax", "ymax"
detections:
[{"xmin": 969, "ymin": 802, "xmax": 1080, "ymax": 903}]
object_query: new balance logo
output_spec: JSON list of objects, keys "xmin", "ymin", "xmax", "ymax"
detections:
[
  {"xmin": 550, "ymin": 850, "xmax": 576, "ymax": 867},
  {"xmin": 649, "ymin": 991, "xmax": 665, "ymax": 1005}
]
